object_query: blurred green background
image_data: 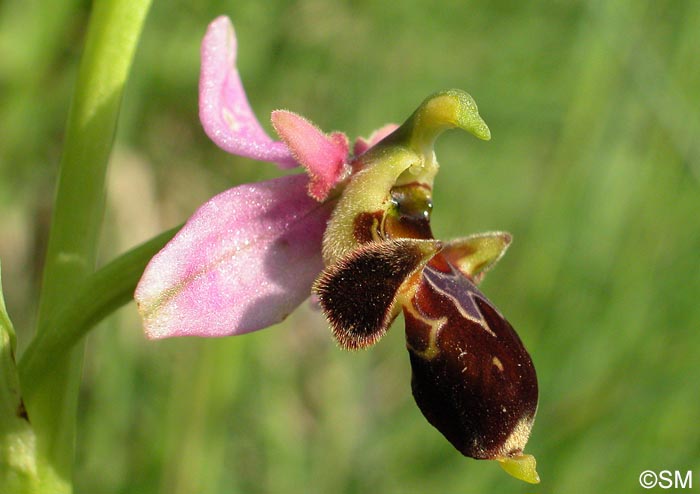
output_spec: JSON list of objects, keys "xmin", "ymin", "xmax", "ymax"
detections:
[{"xmin": 2, "ymin": 0, "xmax": 700, "ymax": 492}]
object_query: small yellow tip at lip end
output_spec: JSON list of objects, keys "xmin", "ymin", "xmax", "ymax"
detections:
[{"xmin": 496, "ymin": 454, "xmax": 540, "ymax": 484}]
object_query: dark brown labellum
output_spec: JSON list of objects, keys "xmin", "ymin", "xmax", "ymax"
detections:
[
  {"xmin": 404, "ymin": 256, "xmax": 538, "ymax": 460},
  {"xmin": 314, "ymin": 239, "xmax": 440, "ymax": 349}
]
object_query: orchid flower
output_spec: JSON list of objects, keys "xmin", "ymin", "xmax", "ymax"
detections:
[{"xmin": 135, "ymin": 15, "xmax": 540, "ymax": 484}]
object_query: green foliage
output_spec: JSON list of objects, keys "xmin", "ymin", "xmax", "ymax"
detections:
[
  {"xmin": 1, "ymin": 0, "xmax": 699, "ymax": 492},
  {"xmin": 0, "ymin": 263, "xmax": 39, "ymax": 493}
]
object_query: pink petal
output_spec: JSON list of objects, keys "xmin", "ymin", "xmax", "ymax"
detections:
[
  {"xmin": 271, "ymin": 110, "xmax": 349, "ymax": 201},
  {"xmin": 135, "ymin": 174, "xmax": 333, "ymax": 339},
  {"xmin": 353, "ymin": 123, "xmax": 399, "ymax": 156},
  {"xmin": 199, "ymin": 16, "xmax": 297, "ymax": 168}
]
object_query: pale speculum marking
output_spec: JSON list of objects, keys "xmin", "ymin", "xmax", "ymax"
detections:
[
  {"xmin": 404, "ymin": 301, "xmax": 446, "ymax": 360},
  {"xmin": 422, "ymin": 266, "xmax": 497, "ymax": 337}
]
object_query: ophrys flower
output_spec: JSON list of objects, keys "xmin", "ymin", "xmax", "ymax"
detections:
[{"xmin": 136, "ymin": 15, "xmax": 540, "ymax": 484}]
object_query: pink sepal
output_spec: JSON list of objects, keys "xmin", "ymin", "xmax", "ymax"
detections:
[
  {"xmin": 135, "ymin": 174, "xmax": 332, "ymax": 339},
  {"xmin": 199, "ymin": 16, "xmax": 296, "ymax": 168}
]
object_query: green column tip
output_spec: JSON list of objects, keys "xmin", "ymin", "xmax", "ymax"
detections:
[
  {"xmin": 386, "ymin": 89, "xmax": 491, "ymax": 155},
  {"xmin": 418, "ymin": 88, "xmax": 491, "ymax": 141}
]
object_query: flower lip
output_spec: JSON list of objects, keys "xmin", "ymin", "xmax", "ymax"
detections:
[
  {"xmin": 314, "ymin": 238, "xmax": 442, "ymax": 350},
  {"xmin": 405, "ymin": 258, "xmax": 538, "ymax": 465}
]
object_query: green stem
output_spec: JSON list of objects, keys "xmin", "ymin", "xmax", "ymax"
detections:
[
  {"xmin": 19, "ymin": 226, "xmax": 179, "ymax": 396},
  {"xmin": 22, "ymin": 0, "xmax": 153, "ymax": 490}
]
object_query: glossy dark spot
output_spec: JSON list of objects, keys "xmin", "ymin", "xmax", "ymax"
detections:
[{"xmin": 383, "ymin": 183, "xmax": 434, "ymax": 240}]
